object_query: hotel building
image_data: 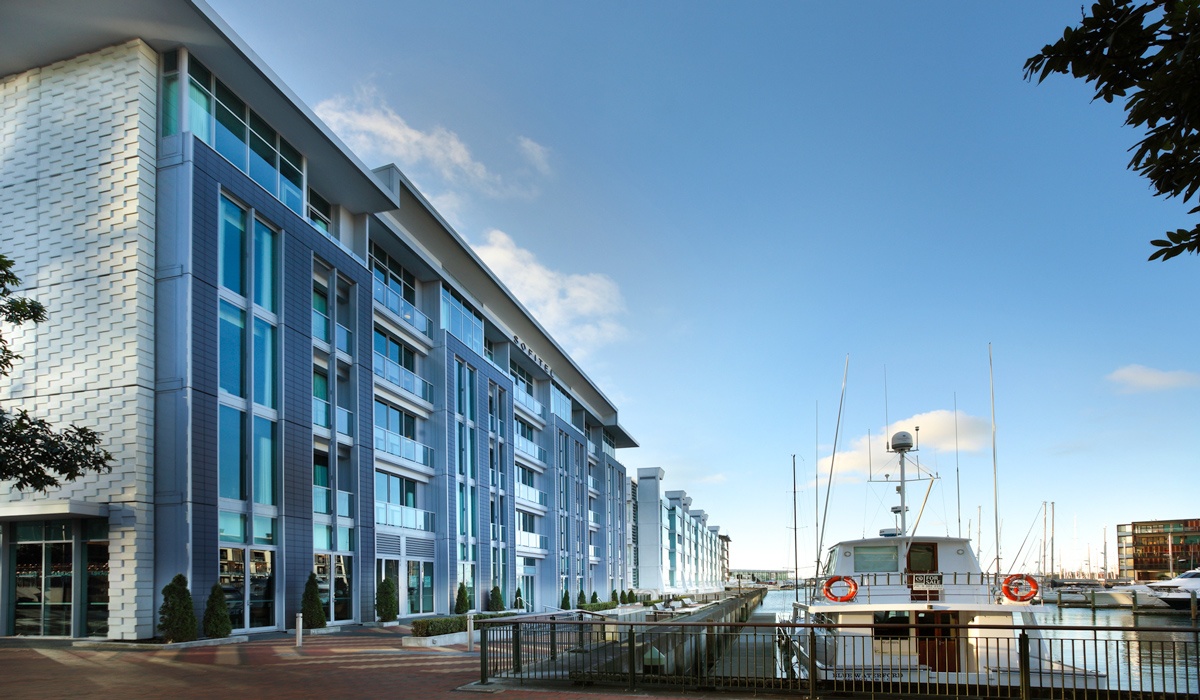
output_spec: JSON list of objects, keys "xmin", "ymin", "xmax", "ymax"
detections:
[
  {"xmin": 0, "ymin": 0, "xmax": 634, "ymax": 639},
  {"xmin": 1117, "ymin": 518, "xmax": 1200, "ymax": 581},
  {"xmin": 633, "ymin": 468, "xmax": 726, "ymax": 596}
]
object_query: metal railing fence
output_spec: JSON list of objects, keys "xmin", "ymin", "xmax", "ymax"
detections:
[{"xmin": 479, "ymin": 613, "xmax": 1200, "ymax": 699}]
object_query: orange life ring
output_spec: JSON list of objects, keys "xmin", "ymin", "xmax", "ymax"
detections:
[
  {"xmin": 822, "ymin": 575, "xmax": 859, "ymax": 602},
  {"xmin": 1002, "ymin": 573, "xmax": 1039, "ymax": 602}
]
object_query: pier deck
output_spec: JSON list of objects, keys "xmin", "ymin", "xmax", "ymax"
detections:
[{"xmin": 709, "ymin": 611, "xmax": 779, "ymax": 678}]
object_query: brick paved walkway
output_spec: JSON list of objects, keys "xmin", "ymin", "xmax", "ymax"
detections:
[{"xmin": 0, "ymin": 626, "xmax": 756, "ymax": 700}]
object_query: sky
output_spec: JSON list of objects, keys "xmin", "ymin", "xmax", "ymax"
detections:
[{"xmin": 208, "ymin": 0, "xmax": 1200, "ymax": 577}]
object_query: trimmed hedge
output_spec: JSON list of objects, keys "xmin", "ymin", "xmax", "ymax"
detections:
[
  {"xmin": 578, "ymin": 601, "xmax": 618, "ymax": 613},
  {"xmin": 410, "ymin": 612, "xmax": 516, "ymax": 637},
  {"xmin": 641, "ymin": 599, "xmax": 664, "ymax": 607}
]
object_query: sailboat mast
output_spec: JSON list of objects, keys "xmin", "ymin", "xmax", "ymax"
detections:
[
  {"xmin": 954, "ymin": 394, "xmax": 961, "ymax": 538},
  {"xmin": 989, "ymin": 344, "xmax": 1000, "ymax": 578},
  {"xmin": 792, "ymin": 454, "xmax": 799, "ymax": 603}
]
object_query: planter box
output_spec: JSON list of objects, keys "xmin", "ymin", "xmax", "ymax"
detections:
[
  {"xmin": 74, "ymin": 635, "xmax": 249, "ymax": 650},
  {"xmin": 401, "ymin": 629, "xmax": 480, "ymax": 647}
]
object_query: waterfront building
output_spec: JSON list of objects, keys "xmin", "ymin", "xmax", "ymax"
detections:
[
  {"xmin": 0, "ymin": 0, "xmax": 634, "ymax": 639},
  {"xmin": 1117, "ymin": 518, "xmax": 1200, "ymax": 581},
  {"xmin": 633, "ymin": 468, "xmax": 725, "ymax": 596}
]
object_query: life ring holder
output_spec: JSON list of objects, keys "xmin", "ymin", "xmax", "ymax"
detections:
[
  {"xmin": 822, "ymin": 575, "xmax": 859, "ymax": 603},
  {"xmin": 1002, "ymin": 573, "xmax": 1039, "ymax": 602}
]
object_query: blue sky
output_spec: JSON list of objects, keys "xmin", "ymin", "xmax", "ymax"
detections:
[{"xmin": 209, "ymin": 1, "xmax": 1200, "ymax": 575}]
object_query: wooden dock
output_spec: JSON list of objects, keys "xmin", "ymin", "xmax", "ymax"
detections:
[{"xmin": 710, "ymin": 612, "xmax": 780, "ymax": 679}]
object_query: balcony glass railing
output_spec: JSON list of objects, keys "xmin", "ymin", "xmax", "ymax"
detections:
[
  {"xmin": 312, "ymin": 309, "xmax": 330, "ymax": 343},
  {"xmin": 589, "ymin": 510, "xmax": 601, "ymax": 525},
  {"xmin": 586, "ymin": 438, "xmax": 597, "ymax": 457},
  {"xmin": 514, "ymin": 434, "xmax": 546, "ymax": 462},
  {"xmin": 374, "ymin": 501, "xmax": 435, "ymax": 531},
  {"xmin": 517, "ymin": 531, "xmax": 548, "ymax": 550},
  {"xmin": 336, "ymin": 407, "xmax": 353, "ymax": 436},
  {"xmin": 313, "ymin": 397, "xmax": 331, "ymax": 428},
  {"xmin": 587, "ymin": 476, "xmax": 598, "ymax": 491},
  {"xmin": 602, "ymin": 441, "xmax": 617, "ymax": 459},
  {"xmin": 373, "ymin": 352, "xmax": 433, "ymax": 402},
  {"xmin": 337, "ymin": 490, "xmax": 353, "ymax": 518},
  {"xmin": 373, "ymin": 426, "xmax": 433, "ymax": 466},
  {"xmin": 513, "ymin": 389, "xmax": 544, "ymax": 418},
  {"xmin": 335, "ymin": 324, "xmax": 353, "ymax": 354},
  {"xmin": 515, "ymin": 482, "xmax": 547, "ymax": 506},
  {"xmin": 589, "ymin": 545, "xmax": 600, "ymax": 559},
  {"xmin": 373, "ymin": 280, "xmax": 431, "ymax": 336}
]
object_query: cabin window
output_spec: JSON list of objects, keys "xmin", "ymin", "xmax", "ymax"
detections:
[
  {"xmin": 873, "ymin": 611, "xmax": 909, "ymax": 639},
  {"xmin": 853, "ymin": 545, "xmax": 899, "ymax": 573},
  {"xmin": 908, "ymin": 543, "xmax": 937, "ymax": 572}
]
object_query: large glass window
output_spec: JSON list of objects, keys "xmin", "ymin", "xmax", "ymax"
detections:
[
  {"xmin": 219, "ymin": 196, "xmax": 246, "ymax": 295},
  {"xmin": 370, "ymin": 244, "xmax": 417, "ymax": 304},
  {"xmin": 253, "ymin": 219, "xmax": 277, "ymax": 312},
  {"xmin": 252, "ymin": 318, "xmax": 276, "ymax": 408},
  {"xmin": 252, "ymin": 416, "xmax": 276, "ymax": 506},
  {"xmin": 407, "ymin": 561, "xmax": 435, "ymax": 614},
  {"xmin": 314, "ymin": 451, "xmax": 331, "ymax": 515},
  {"xmin": 219, "ymin": 405, "xmax": 245, "ymax": 500},
  {"xmin": 218, "ymin": 301, "xmax": 245, "ymax": 397},
  {"xmin": 441, "ymin": 287, "xmax": 484, "ymax": 355},
  {"xmin": 186, "ymin": 56, "xmax": 304, "ymax": 215}
]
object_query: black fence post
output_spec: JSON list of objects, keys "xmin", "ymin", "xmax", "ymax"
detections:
[
  {"xmin": 479, "ymin": 623, "xmax": 489, "ymax": 685},
  {"xmin": 627, "ymin": 626, "xmax": 637, "ymax": 691},
  {"xmin": 808, "ymin": 628, "xmax": 818, "ymax": 700},
  {"xmin": 513, "ymin": 623, "xmax": 523, "ymax": 675},
  {"xmin": 1018, "ymin": 631, "xmax": 1030, "ymax": 700},
  {"xmin": 549, "ymin": 617, "xmax": 557, "ymax": 660}
]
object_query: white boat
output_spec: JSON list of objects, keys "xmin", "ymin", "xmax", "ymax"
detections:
[
  {"xmin": 1147, "ymin": 568, "xmax": 1200, "ymax": 610},
  {"xmin": 786, "ymin": 430, "xmax": 1105, "ymax": 690}
]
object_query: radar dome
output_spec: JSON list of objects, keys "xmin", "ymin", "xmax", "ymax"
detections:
[{"xmin": 891, "ymin": 431, "xmax": 914, "ymax": 451}]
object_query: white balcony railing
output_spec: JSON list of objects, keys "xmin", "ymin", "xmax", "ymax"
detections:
[
  {"xmin": 373, "ymin": 280, "xmax": 431, "ymax": 336},
  {"xmin": 374, "ymin": 502, "xmax": 435, "ymax": 531},
  {"xmin": 513, "ymin": 389, "xmax": 544, "ymax": 418},
  {"xmin": 373, "ymin": 426, "xmax": 433, "ymax": 466},
  {"xmin": 517, "ymin": 531, "xmax": 548, "ymax": 550},
  {"xmin": 515, "ymin": 482, "xmax": 547, "ymax": 506},
  {"xmin": 373, "ymin": 352, "xmax": 433, "ymax": 402},
  {"xmin": 514, "ymin": 434, "xmax": 546, "ymax": 462}
]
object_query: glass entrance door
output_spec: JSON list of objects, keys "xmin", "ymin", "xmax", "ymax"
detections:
[{"xmin": 219, "ymin": 546, "xmax": 276, "ymax": 629}]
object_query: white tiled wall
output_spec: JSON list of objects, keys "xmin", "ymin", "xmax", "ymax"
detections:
[{"xmin": 0, "ymin": 39, "xmax": 158, "ymax": 639}]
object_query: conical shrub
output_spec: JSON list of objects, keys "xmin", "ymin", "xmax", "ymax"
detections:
[
  {"xmin": 203, "ymin": 582, "xmax": 232, "ymax": 638},
  {"xmin": 158, "ymin": 573, "xmax": 197, "ymax": 643}
]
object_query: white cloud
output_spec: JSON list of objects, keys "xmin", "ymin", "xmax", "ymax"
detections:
[
  {"xmin": 517, "ymin": 136, "xmax": 552, "ymax": 176},
  {"xmin": 816, "ymin": 410, "xmax": 990, "ymax": 481},
  {"xmin": 696, "ymin": 473, "xmax": 729, "ymax": 485},
  {"xmin": 473, "ymin": 229, "xmax": 626, "ymax": 359},
  {"xmin": 315, "ymin": 86, "xmax": 536, "ymax": 199},
  {"xmin": 1106, "ymin": 364, "xmax": 1200, "ymax": 393}
]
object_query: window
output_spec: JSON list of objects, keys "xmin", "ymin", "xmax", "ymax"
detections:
[
  {"xmin": 551, "ymin": 383, "xmax": 572, "ymax": 422},
  {"xmin": 219, "ymin": 405, "xmax": 245, "ymax": 500},
  {"xmin": 511, "ymin": 363, "xmax": 535, "ymax": 398},
  {"xmin": 219, "ymin": 196, "xmax": 246, "ymax": 294},
  {"xmin": 308, "ymin": 189, "xmax": 332, "ymax": 234},
  {"xmin": 185, "ymin": 56, "xmax": 303, "ymax": 215},
  {"xmin": 853, "ymin": 545, "xmax": 899, "ymax": 573},
  {"xmin": 441, "ymin": 287, "xmax": 484, "ymax": 354},
  {"xmin": 252, "ymin": 318, "xmax": 276, "ymax": 408},
  {"xmin": 219, "ymin": 301, "xmax": 245, "ymax": 397},
  {"xmin": 371, "ymin": 244, "xmax": 417, "ymax": 304}
]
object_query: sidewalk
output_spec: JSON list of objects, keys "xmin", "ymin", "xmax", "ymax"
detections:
[{"xmin": 0, "ymin": 624, "xmax": 749, "ymax": 700}]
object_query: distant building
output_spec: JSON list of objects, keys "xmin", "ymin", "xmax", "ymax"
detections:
[
  {"xmin": 718, "ymin": 533, "xmax": 732, "ymax": 582},
  {"xmin": 633, "ymin": 468, "xmax": 725, "ymax": 595},
  {"xmin": 1117, "ymin": 518, "xmax": 1200, "ymax": 581},
  {"xmin": 729, "ymin": 569, "xmax": 791, "ymax": 584}
]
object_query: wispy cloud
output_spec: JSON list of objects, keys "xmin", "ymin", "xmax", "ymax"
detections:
[
  {"xmin": 816, "ymin": 410, "xmax": 990, "ymax": 482},
  {"xmin": 1106, "ymin": 364, "xmax": 1200, "ymax": 393},
  {"xmin": 517, "ymin": 136, "xmax": 552, "ymax": 176},
  {"xmin": 315, "ymin": 85, "xmax": 537, "ymax": 199},
  {"xmin": 696, "ymin": 473, "xmax": 728, "ymax": 485},
  {"xmin": 473, "ymin": 229, "xmax": 626, "ymax": 359}
]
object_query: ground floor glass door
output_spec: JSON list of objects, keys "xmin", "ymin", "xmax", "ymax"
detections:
[
  {"xmin": 219, "ymin": 547, "xmax": 276, "ymax": 629},
  {"xmin": 406, "ymin": 561, "xmax": 433, "ymax": 614}
]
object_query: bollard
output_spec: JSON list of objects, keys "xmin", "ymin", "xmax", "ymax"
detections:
[
  {"xmin": 479, "ymin": 623, "xmax": 489, "ymax": 685},
  {"xmin": 466, "ymin": 613, "xmax": 474, "ymax": 653},
  {"xmin": 295, "ymin": 612, "xmax": 303, "ymax": 647},
  {"xmin": 549, "ymin": 617, "xmax": 557, "ymax": 660}
]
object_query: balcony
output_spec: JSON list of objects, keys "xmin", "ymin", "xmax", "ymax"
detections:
[
  {"xmin": 337, "ymin": 490, "xmax": 353, "ymax": 518},
  {"xmin": 314, "ymin": 485, "xmax": 332, "ymax": 515},
  {"xmin": 373, "ymin": 352, "xmax": 433, "ymax": 402},
  {"xmin": 374, "ymin": 502, "xmax": 435, "ymax": 531},
  {"xmin": 517, "ymin": 531, "xmax": 548, "ymax": 550},
  {"xmin": 373, "ymin": 426, "xmax": 433, "ymax": 467},
  {"xmin": 515, "ymin": 482, "xmax": 548, "ymax": 507},
  {"xmin": 513, "ymin": 389, "xmax": 544, "ymax": 419},
  {"xmin": 373, "ymin": 280, "xmax": 431, "ymax": 337},
  {"xmin": 514, "ymin": 434, "xmax": 546, "ymax": 463},
  {"xmin": 602, "ymin": 440, "xmax": 616, "ymax": 459},
  {"xmin": 589, "ymin": 510, "xmax": 601, "ymax": 527},
  {"xmin": 589, "ymin": 545, "xmax": 600, "ymax": 560},
  {"xmin": 336, "ymin": 407, "xmax": 353, "ymax": 437},
  {"xmin": 312, "ymin": 309, "xmax": 330, "ymax": 343},
  {"xmin": 335, "ymin": 324, "xmax": 353, "ymax": 354},
  {"xmin": 313, "ymin": 397, "xmax": 331, "ymax": 428},
  {"xmin": 587, "ymin": 476, "xmax": 598, "ymax": 492}
]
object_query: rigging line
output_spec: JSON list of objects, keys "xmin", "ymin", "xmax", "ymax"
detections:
[
  {"xmin": 1006, "ymin": 502, "xmax": 1046, "ymax": 576},
  {"xmin": 954, "ymin": 392, "xmax": 962, "ymax": 538},
  {"xmin": 817, "ymin": 355, "xmax": 849, "ymax": 564},
  {"xmin": 989, "ymin": 343, "xmax": 1001, "ymax": 578}
]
